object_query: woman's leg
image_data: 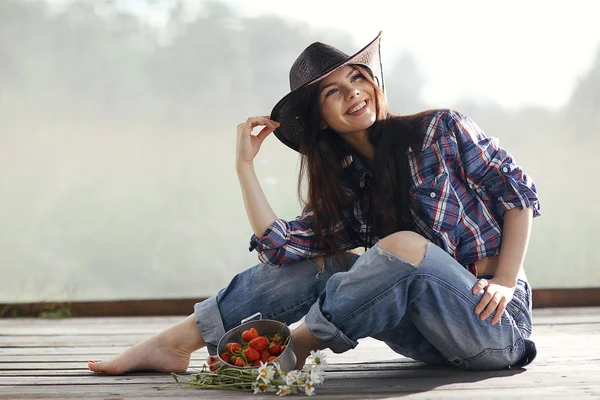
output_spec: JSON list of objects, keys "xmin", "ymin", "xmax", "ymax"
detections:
[
  {"xmin": 88, "ymin": 314, "xmax": 204, "ymax": 374},
  {"xmin": 89, "ymin": 254, "xmax": 356, "ymax": 375},
  {"xmin": 301, "ymin": 231, "xmax": 535, "ymax": 370}
]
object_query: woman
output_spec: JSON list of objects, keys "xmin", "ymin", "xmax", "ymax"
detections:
[{"xmin": 88, "ymin": 32, "xmax": 539, "ymax": 375}]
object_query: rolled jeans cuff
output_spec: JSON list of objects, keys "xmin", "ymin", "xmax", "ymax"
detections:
[
  {"xmin": 194, "ymin": 295, "xmax": 226, "ymax": 356},
  {"xmin": 304, "ymin": 298, "xmax": 358, "ymax": 354}
]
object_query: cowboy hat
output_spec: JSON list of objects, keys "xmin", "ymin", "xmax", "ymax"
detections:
[{"xmin": 270, "ymin": 32, "xmax": 384, "ymax": 153}]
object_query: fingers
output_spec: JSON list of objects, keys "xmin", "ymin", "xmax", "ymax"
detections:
[
  {"xmin": 474, "ymin": 285, "xmax": 492, "ymax": 316},
  {"xmin": 479, "ymin": 292, "xmax": 502, "ymax": 321},
  {"xmin": 473, "ymin": 278, "xmax": 511, "ymax": 325},
  {"xmin": 490, "ymin": 297, "xmax": 508, "ymax": 325},
  {"xmin": 472, "ymin": 278, "xmax": 488, "ymax": 295},
  {"xmin": 256, "ymin": 125, "xmax": 276, "ymax": 142},
  {"xmin": 239, "ymin": 116, "xmax": 280, "ymax": 133}
]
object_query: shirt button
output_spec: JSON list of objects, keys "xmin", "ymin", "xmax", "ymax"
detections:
[
  {"xmin": 502, "ymin": 167, "xmax": 509, "ymax": 173},
  {"xmin": 430, "ymin": 192, "xmax": 436, "ymax": 198}
]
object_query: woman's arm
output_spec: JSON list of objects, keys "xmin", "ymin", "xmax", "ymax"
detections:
[
  {"xmin": 494, "ymin": 206, "xmax": 533, "ymax": 288},
  {"xmin": 440, "ymin": 109, "xmax": 540, "ymax": 325},
  {"xmin": 235, "ymin": 117, "xmax": 280, "ymax": 237},
  {"xmin": 237, "ymin": 162, "xmax": 278, "ymax": 237},
  {"xmin": 236, "ymin": 116, "xmax": 360, "ymax": 266}
]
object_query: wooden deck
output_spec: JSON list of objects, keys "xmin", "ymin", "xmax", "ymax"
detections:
[{"xmin": 1, "ymin": 308, "xmax": 599, "ymax": 399}]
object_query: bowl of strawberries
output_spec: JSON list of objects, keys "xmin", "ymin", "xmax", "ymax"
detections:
[{"xmin": 216, "ymin": 313, "xmax": 296, "ymax": 372}]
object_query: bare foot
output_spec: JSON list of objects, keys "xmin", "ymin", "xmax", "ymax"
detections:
[{"xmin": 88, "ymin": 315, "xmax": 205, "ymax": 375}]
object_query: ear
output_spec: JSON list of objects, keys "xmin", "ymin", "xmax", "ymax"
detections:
[{"xmin": 320, "ymin": 121, "xmax": 328, "ymax": 130}]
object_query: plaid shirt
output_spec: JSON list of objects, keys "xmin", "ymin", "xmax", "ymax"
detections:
[{"xmin": 249, "ymin": 109, "xmax": 540, "ymax": 269}]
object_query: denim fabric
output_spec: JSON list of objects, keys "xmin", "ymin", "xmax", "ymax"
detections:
[{"xmin": 195, "ymin": 241, "xmax": 536, "ymax": 370}]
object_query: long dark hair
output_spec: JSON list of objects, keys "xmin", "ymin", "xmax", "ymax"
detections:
[{"xmin": 297, "ymin": 65, "xmax": 429, "ymax": 254}]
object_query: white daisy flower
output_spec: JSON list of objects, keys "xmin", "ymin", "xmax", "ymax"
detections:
[
  {"xmin": 285, "ymin": 370, "xmax": 300, "ymax": 386},
  {"xmin": 309, "ymin": 367, "xmax": 325, "ymax": 385},
  {"xmin": 309, "ymin": 349, "xmax": 328, "ymax": 367},
  {"xmin": 276, "ymin": 385, "xmax": 293, "ymax": 396},
  {"xmin": 257, "ymin": 361, "xmax": 275, "ymax": 384},
  {"xmin": 304, "ymin": 380, "xmax": 316, "ymax": 396}
]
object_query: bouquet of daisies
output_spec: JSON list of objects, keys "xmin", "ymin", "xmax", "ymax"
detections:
[{"xmin": 170, "ymin": 350, "xmax": 328, "ymax": 396}]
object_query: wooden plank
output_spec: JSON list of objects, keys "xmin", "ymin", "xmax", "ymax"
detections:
[
  {"xmin": 0, "ymin": 299, "xmax": 203, "ymax": 318},
  {"xmin": 0, "ymin": 334, "xmax": 151, "ymax": 347},
  {"xmin": 1, "ymin": 288, "xmax": 599, "ymax": 319},
  {"xmin": 0, "ymin": 354, "xmax": 210, "ymax": 363},
  {"xmin": 1, "ymin": 365, "xmax": 599, "ymax": 388},
  {"xmin": 533, "ymin": 288, "xmax": 600, "ymax": 308},
  {"xmin": 0, "ymin": 347, "xmax": 132, "ymax": 356},
  {"xmin": 0, "ymin": 309, "xmax": 599, "ymax": 399},
  {"xmin": 0, "ymin": 384, "xmax": 598, "ymax": 400}
]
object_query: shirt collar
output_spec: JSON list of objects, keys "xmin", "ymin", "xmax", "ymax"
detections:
[{"xmin": 346, "ymin": 152, "xmax": 372, "ymax": 189}]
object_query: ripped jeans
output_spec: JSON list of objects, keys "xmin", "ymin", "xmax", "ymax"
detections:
[{"xmin": 194, "ymin": 241, "xmax": 536, "ymax": 370}]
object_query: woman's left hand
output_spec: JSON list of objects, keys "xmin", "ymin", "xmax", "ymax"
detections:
[{"xmin": 472, "ymin": 277, "xmax": 516, "ymax": 325}]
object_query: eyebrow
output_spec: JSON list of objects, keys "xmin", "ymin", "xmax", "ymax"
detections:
[{"xmin": 320, "ymin": 69, "xmax": 356, "ymax": 93}]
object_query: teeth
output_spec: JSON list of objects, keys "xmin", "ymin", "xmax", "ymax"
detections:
[{"xmin": 347, "ymin": 101, "xmax": 366, "ymax": 114}]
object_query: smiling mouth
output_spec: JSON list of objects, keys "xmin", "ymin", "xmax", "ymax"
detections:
[{"xmin": 347, "ymin": 100, "xmax": 367, "ymax": 115}]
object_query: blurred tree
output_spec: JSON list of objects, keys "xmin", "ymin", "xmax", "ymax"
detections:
[
  {"xmin": 566, "ymin": 46, "xmax": 600, "ymax": 136},
  {"xmin": 384, "ymin": 51, "xmax": 426, "ymax": 114}
]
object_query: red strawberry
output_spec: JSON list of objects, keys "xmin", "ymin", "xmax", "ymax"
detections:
[
  {"xmin": 271, "ymin": 333, "xmax": 284, "ymax": 344},
  {"xmin": 280, "ymin": 345, "xmax": 287, "ymax": 352},
  {"xmin": 241, "ymin": 328, "xmax": 259, "ymax": 342},
  {"xmin": 268, "ymin": 342, "xmax": 281, "ymax": 355},
  {"xmin": 249, "ymin": 336, "xmax": 269, "ymax": 351},
  {"xmin": 234, "ymin": 357, "xmax": 246, "ymax": 367},
  {"xmin": 267, "ymin": 356, "xmax": 277, "ymax": 362},
  {"xmin": 225, "ymin": 342, "xmax": 242, "ymax": 353},
  {"xmin": 260, "ymin": 350, "xmax": 270, "ymax": 362},
  {"xmin": 253, "ymin": 359, "xmax": 262, "ymax": 366},
  {"xmin": 220, "ymin": 352, "xmax": 232, "ymax": 363},
  {"xmin": 244, "ymin": 347, "xmax": 260, "ymax": 361}
]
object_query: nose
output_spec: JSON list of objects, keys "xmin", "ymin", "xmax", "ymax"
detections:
[{"xmin": 344, "ymin": 87, "xmax": 360, "ymax": 101}]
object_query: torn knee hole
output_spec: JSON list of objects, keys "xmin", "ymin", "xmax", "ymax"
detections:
[{"xmin": 378, "ymin": 232, "xmax": 428, "ymax": 267}]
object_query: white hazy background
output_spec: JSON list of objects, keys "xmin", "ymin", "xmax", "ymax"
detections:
[{"xmin": 1, "ymin": 0, "xmax": 598, "ymax": 302}]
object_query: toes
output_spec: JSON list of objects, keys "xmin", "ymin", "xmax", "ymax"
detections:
[
  {"xmin": 206, "ymin": 356, "xmax": 221, "ymax": 371},
  {"xmin": 208, "ymin": 361, "xmax": 221, "ymax": 372},
  {"xmin": 88, "ymin": 360, "xmax": 101, "ymax": 372}
]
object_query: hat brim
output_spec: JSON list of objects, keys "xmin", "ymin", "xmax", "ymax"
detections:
[{"xmin": 270, "ymin": 32, "xmax": 384, "ymax": 153}]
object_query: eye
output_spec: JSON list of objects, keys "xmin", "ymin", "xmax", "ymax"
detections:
[
  {"xmin": 325, "ymin": 88, "xmax": 338, "ymax": 97},
  {"xmin": 351, "ymin": 74, "xmax": 363, "ymax": 82}
]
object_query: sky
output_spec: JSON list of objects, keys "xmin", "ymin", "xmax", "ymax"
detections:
[
  {"xmin": 220, "ymin": 0, "xmax": 600, "ymax": 111},
  {"xmin": 54, "ymin": 0, "xmax": 600, "ymax": 110}
]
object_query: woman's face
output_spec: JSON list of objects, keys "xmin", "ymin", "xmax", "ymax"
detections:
[{"xmin": 318, "ymin": 65, "xmax": 377, "ymax": 136}]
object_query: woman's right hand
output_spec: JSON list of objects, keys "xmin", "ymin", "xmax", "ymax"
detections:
[{"xmin": 235, "ymin": 116, "xmax": 280, "ymax": 170}]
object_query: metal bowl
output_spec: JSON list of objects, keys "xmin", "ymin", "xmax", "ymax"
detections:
[{"xmin": 216, "ymin": 314, "xmax": 296, "ymax": 372}]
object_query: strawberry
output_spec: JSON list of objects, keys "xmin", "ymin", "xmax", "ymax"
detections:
[
  {"xmin": 234, "ymin": 357, "xmax": 246, "ymax": 367},
  {"xmin": 241, "ymin": 328, "xmax": 259, "ymax": 342},
  {"xmin": 267, "ymin": 355, "xmax": 277, "ymax": 362},
  {"xmin": 225, "ymin": 342, "xmax": 242, "ymax": 354},
  {"xmin": 260, "ymin": 350, "xmax": 271, "ymax": 362},
  {"xmin": 280, "ymin": 345, "xmax": 287, "ymax": 352},
  {"xmin": 268, "ymin": 342, "xmax": 281, "ymax": 356},
  {"xmin": 253, "ymin": 359, "xmax": 262, "ymax": 366},
  {"xmin": 220, "ymin": 352, "xmax": 232, "ymax": 364},
  {"xmin": 270, "ymin": 333, "xmax": 284, "ymax": 344},
  {"xmin": 249, "ymin": 336, "xmax": 269, "ymax": 351},
  {"xmin": 244, "ymin": 347, "xmax": 260, "ymax": 362}
]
